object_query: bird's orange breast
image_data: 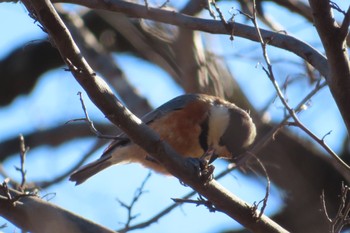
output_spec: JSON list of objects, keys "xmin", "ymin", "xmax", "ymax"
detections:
[
  {"xmin": 149, "ymin": 100, "xmax": 209, "ymax": 158},
  {"xmin": 116, "ymin": 100, "xmax": 211, "ymax": 174}
]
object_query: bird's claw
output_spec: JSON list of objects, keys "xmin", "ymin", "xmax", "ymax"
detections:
[{"xmin": 186, "ymin": 157, "xmax": 215, "ymax": 184}]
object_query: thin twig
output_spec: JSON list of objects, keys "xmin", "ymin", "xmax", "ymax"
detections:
[
  {"xmin": 158, "ymin": 0, "xmax": 170, "ymax": 9},
  {"xmin": 206, "ymin": 0, "xmax": 217, "ymax": 20},
  {"xmin": 0, "ymin": 179, "xmax": 13, "ymax": 203},
  {"xmin": 0, "ymin": 179, "xmax": 37, "ymax": 207},
  {"xmin": 234, "ymin": 82, "xmax": 327, "ymax": 168},
  {"xmin": 329, "ymin": 1, "xmax": 347, "ymax": 15},
  {"xmin": 250, "ymin": 0, "xmax": 350, "ymax": 173},
  {"xmin": 321, "ymin": 190, "xmax": 332, "ymax": 223},
  {"xmin": 321, "ymin": 183, "xmax": 350, "ymax": 233},
  {"xmin": 211, "ymin": 0, "xmax": 234, "ymax": 40},
  {"xmin": 117, "ymin": 189, "xmax": 197, "ymax": 232},
  {"xmin": 118, "ymin": 160, "xmax": 243, "ymax": 233},
  {"xmin": 211, "ymin": 0, "xmax": 227, "ymax": 24},
  {"xmin": 16, "ymin": 135, "xmax": 29, "ymax": 191},
  {"xmin": 248, "ymin": 155, "xmax": 270, "ymax": 220},
  {"xmin": 66, "ymin": 92, "xmax": 124, "ymax": 140},
  {"xmin": 339, "ymin": 6, "xmax": 350, "ymax": 40},
  {"xmin": 1, "ymin": 140, "xmax": 105, "ymax": 190},
  {"xmin": 172, "ymin": 195, "xmax": 217, "ymax": 212},
  {"xmin": 117, "ymin": 172, "xmax": 152, "ymax": 233}
]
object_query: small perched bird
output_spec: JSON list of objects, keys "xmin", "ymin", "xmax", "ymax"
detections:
[{"xmin": 70, "ymin": 94, "xmax": 256, "ymax": 185}]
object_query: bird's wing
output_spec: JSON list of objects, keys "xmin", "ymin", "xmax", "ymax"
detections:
[
  {"xmin": 141, "ymin": 93, "xmax": 203, "ymax": 124},
  {"xmin": 70, "ymin": 94, "xmax": 208, "ymax": 184},
  {"xmin": 101, "ymin": 94, "xmax": 204, "ymax": 156}
]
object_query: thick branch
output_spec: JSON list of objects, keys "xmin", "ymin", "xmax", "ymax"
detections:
[
  {"xmin": 20, "ymin": 0, "xmax": 287, "ymax": 232},
  {"xmin": 56, "ymin": 0, "xmax": 329, "ymax": 79},
  {"xmin": 309, "ymin": 0, "xmax": 350, "ymax": 134},
  {"xmin": 0, "ymin": 186, "xmax": 116, "ymax": 233}
]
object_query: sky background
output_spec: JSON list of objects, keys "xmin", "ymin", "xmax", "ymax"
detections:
[{"xmin": 0, "ymin": 1, "xmax": 349, "ymax": 233}]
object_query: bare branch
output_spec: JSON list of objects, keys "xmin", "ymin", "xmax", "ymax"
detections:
[
  {"xmin": 172, "ymin": 195, "xmax": 217, "ymax": 212},
  {"xmin": 0, "ymin": 183, "xmax": 116, "ymax": 233},
  {"xmin": 121, "ymin": 152, "xmax": 269, "ymax": 232},
  {"xmin": 322, "ymin": 183, "xmax": 350, "ymax": 233},
  {"xmin": 238, "ymin": 1, "xmax": 284, "ymax": 32},
  {"xmin": 20, "ymin": 1, "xmax": 287, "ymax": 232},
  {"xmin": 309, "ymin": 0, "xmax": 350, "ymax": 134},
  {"xmin": 118, "ymin": 188, "xmax": 196, "ymax": 231},
  {"xmin": 211, "ymin": 0, "xmax": 233, "ymax": 40},
  {"xmin": 249, "ymin": 0, "xmax": 350, "ymax": 175},
  {"xmin": 117, "ymin": 172, "xmax": 151, "ymax": 233},
  {"xmin": 249, "ymin": 155, "xmax": 270, "ymax": 220},
  {"xmin": 0, "ymin": 122, "xmax": 111, "ymax": 162},
  {"xmin": 117, "ymin": 164, "xmax": 245, "ymax": 232},
  {"xmin": 17, "ymin": 135, "xmax": 28, "ymax": 191},
  {"xmin": 57, "ymin": 8, "xmax": 152, "ymax": 117},
  {"xmin": 66, "ymin": 92, "xmax": 124, "ymax": 140},
  {"xmin": 55, "ymin": 0, "xmax": 329, "ymax": 79},
  {"xmin": 234, "ymin": 77, "xmax": 350, "ymax": 185},
  {"xmin": 339, "ymin": 5, "xmax": 350, "ymax": 40},
  {"xmin": 321, "ymin": 190, "xmax": 332, "ymax": 223},
  {"xmin": 1, "ymin": 140, "xmax": 105, "ymax": 190}
]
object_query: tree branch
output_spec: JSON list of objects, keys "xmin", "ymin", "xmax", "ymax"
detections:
[
  {"xmin": 55, "ymin": 0, "xmax": 329, "ymax": 79},
  {"xmin": 248, "ymin": 0, "xmax": 350, "ymax": 175},
  {"xmin": 58, "ymin": 8, "xmax": 153, "ymax": 117},
  {"xmin": 0, "ymin": 184, "xmax": 116, "ymax": 233},
  {"xmin": 20, "ymin": 0, "xmax": 287, "ymax": 232},
  {"xmin": 0, "ymin": 123, "xmax": 111, "ymax": 162},
  {"xmin": 309, "ymin": 0, "xmax": 350, "ymax": 134},
  {"xmin": 17, "ymin": 135, "xmax": 28, "ymax": 190}
]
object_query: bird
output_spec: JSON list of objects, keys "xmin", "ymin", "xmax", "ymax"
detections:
[{"xmin": 70, "ymin": 94, "xmax": 256, "ymax": 185}]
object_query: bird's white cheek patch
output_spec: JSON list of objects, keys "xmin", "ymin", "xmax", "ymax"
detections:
[{"xmin": 207, "ymin": 105, "xmax": 230, "ymax": 149}]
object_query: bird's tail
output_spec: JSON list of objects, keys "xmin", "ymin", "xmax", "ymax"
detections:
[{"xmin": 69, "ymin": 155, "xmax": 113, "ymax": 185}]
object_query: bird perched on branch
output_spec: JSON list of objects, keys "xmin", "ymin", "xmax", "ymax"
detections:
[{"xmin": 70, "ymin": 94, "xmax": 256, "ymax": 185}]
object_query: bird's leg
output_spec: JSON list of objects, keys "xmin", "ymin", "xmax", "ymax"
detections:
[
  {"xmin": 199, "ymin": 149, "xmax": 216, "ymax": 182},
  {"xmin": 201, "ymin": 148, "xmax": 218, "ymax": 164},
  {"xmin": 186, "ymin": 149, "xmax": 217, "ymax": 184},
  {"xmin": 146, "ymin": 150, "xmax": 216, "ymax": 184}
]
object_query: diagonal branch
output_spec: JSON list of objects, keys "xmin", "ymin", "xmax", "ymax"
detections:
[
  {"xmin": 249, "ymin": 0, "xmax": 350, "ymax": 175},
  {"xmin": 19, "ymin": 0, "xmax": 287, "ymax": 232}
]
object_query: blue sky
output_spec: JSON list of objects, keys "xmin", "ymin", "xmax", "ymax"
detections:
[{"xmin": 0, "ymin": 1, "xmax": 349, "ymax": 233}]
